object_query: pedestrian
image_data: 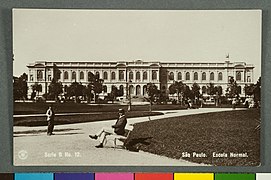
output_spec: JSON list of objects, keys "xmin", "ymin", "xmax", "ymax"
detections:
[
  {"xmin": 89, "ymin": 108, "xmax": 127, "ymax": 148},
  {"xmin": 46, "ymin": 105, "xmax": 55, "ymax": 136}
]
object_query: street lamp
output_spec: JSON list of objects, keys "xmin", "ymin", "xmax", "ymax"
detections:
[{"xmin": 126, "ymin": 80, "xmax": 132, "ymax": 111}]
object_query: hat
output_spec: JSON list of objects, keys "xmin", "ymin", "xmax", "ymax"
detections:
[{"xmin": 118, "ymin": 109, "xmax": 125, "ymax": 114}]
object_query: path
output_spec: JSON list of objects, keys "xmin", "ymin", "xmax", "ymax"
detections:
[{"xmin": 13, "ymin": 108, "xmax": 244, "ymax": 166}]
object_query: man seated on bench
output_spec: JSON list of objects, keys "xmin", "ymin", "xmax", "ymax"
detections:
[{"xmin": 89, "ymin": 108, "xmax": 127, "ymax": 148}]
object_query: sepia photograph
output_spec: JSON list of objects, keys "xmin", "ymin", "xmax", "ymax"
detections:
[{"xmin": 13, "ymin": 9, "xmax": 261, "ymax": 166}]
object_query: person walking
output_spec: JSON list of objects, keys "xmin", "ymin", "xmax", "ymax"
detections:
[
  {"xmin": 89, "ymin": 109, "xmax": 127, "ymax": 148},
  {"xmin": 46, "ymin": 105, "xmax": 55, "ymax": 136}
]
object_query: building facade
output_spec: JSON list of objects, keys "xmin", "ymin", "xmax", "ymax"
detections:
[{"xmin": 26, "ymin": 60, "xmax": 254, "ymax": 98}]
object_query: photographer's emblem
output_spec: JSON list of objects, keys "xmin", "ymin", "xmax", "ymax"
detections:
[{"xmin": 18, "ymin": 150, "xmax": 28, "ymax": 160}]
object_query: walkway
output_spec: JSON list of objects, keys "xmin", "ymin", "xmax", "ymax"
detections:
[{"xmin": 13, "ymin": 108, "xmax": 244, "ymax": 166}]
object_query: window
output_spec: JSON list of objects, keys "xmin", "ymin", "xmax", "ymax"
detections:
[
  {"xmin": 88, "ymin": 72, "xmax": 94, "ymax": 81},
  {"xmin": 186, "ymin": 72, "xmax": 190, "ymax": 80},
  {"xmin": 178, "ymin": 72, "xmax": 182, "ymax": 80},
  {"xmin": 64, "ymin": 71, "xmax": 69, "ymax": 80},
  {"xmin": 136, "ymin": 72, "xmax": 140, "ymax": 80},
  {"xmin": 95, "ymin": 72, "xmax": 100, "ymax": 79},
  {"xmin": 119, "ymin": 70, "xmax": 124, "ymax": 80},
  {"xmin": 48, "ymin": 75, "xmax": 52, "ymax": 81},
  {"xmin": 218, "ymin": 72, "xmax": 223, "ymax": 81},
  {"xmin": 37, "ymin": 70, "xmax": 43, "ymax": 80},
  {"xmin": 111, "ymin": 72, "xmax": 116, "ymax": 80},
  {"xmin": 103, "ymin": 85, "xmax": 107, "ymax": 93},
  {"xmin": 103, "ymin": 72, "xmax": 108, "ymax": 80},
  {"xmin": 236, "ymin": 71, "xmax": 241, "ymax": 81},
  {"xmin": 72, "ymin": 71, "xmax": 76, "ymax": 80},
  {"xmin": 247, "ymin": 76, "xmax": 251, "ymax": 82},
  {"xmin": 129, "ymin": 85, "xmax": 134, "ymax": 95},
  {"xmin": 169, "ymin": 72, "xmax": 174, "ymax": 80},
  {"xmin": 30, "ymin": 75, "xmax": 33, "ymax": 81},
  {"xmin": 210, "ymin": 72, "xmax": 214, "ymax": 81},
  {"xmin": 202, "ymin": 72, "xmax": 206, "ymax": 80},
  {"xmin": 152, "ymin": 70, "xmax": 157, "ymax": 80},
  {"xmin": 143, "ymin": 71, "xmax": 147, "ymax": 80},
  {"xmin": 119, "ymin": 85, "xmax": 124, "ymax": 95},
  {"xmin": 80, "ymin": 71, "xmax": 84, "ymax": 80},
  {"xmin": 143, "ymin": 85, "xmax": 147, "ymax": 95},
  {"xmin": 129, "ymin": 71, "xmax": 133, "ymax": 80},
  {"xmin": 194, "ymin": 72, "xmax": 198, "ymax": 81},
  {"xmin": 136, "ymin": 85, "xmax": 141, "ymax": 95}
]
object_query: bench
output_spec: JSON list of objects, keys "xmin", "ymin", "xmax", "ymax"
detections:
[{"xmin": 105, "ymin": 124, "xmax": 134, "ymax": 149}]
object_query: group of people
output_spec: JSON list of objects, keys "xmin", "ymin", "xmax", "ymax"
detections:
[{"xmin": 45, "ymin": 105, "xmax": 128, "ymax": 149}]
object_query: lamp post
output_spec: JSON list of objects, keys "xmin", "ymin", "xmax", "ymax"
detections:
[{"xmin": 127, "ymin": 80, "xmax": 132, "ymax": 111}]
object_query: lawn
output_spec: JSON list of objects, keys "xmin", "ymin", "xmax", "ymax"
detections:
[
  {"xmin": 14, "ymin": 102, "xmax": 186, "ymax": 115},
  {"xmin": 126, "ymin": 109, "xmax": 260, "ymax": 166},
  {"xmin": 14, "ymin": 111, "xmax": 162, "ymax": 126}
]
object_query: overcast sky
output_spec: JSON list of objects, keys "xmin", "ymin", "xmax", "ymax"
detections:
[{"xmin": 13, "ymin": 9, "xmax": 262, "ymax": 80}]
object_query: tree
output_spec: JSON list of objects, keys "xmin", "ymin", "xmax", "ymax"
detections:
[
  {"xmin": 226, "ymin": 77, "xmax": 239, "ymax": 98},
  {"xmin": 168, "ymin": 81, "xmax": 185, "ymax": 104},
  {"xmin": 31, "ymin": 83, "xmax": 42, "ymax": 97},
  {"xmin": 68, "ymin": 82, "xmax": 84, "ymax": 103},
  {"xmin": 253, "ymin": 77, "xmax": 261, "ymax": 107},
  {"xmin": 146, "ymin": 83, "xmax": 159, "ymax": 111},
  {"xmin": 214, "ymin": 86, "xmax": 223, "ymax": 106},
  {"xmin": 108, "ymin": 85, "xmax": 118, "ymax": 103},
  {"xmin": 191, "ymin": 82, "xmax": 200, "ymax": 100},
  {"xmin": 13, "ymin": 73, "xmax": 28, "ymax": 101},
  {"xmin": 87, "ymin": 72, "xmax": 104, "ymax": 103},
  {"xmin": 48, "ymin": 78, "xmax": 63, "ymax": 101},
  {"xmin": 207, "ymin": 83, "xmax": 216, "ymax": 96}
]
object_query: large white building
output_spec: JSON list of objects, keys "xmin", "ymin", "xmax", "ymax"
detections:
[{"xmin": 26, "ymin": 60, "xmax": 254, "ymax": 98}]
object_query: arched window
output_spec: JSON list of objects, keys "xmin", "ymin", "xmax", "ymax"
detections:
[
  {"xmin": 37, "ymin": 70, "xmax": 43, "ymax": 80},
  {"xmin": 177, "ymin": 72, "xmax": 182, "ymax": 80},
  {"xmin": 152, "ymin": 70, "xmax": 157, "ymax": 80},
  {"xmin": 194, "ymin": 72, "xmax": 198, "ymax": 81},
  {"xmin": 119, "ymin": 85, "xmax": 124, "ymax": 96},
  {"xmin": 88, "ymin": 72, "xmax": 94, "ymax": 81},
  {"xmin": 136, "ymin": 72, "xmax": 140, "ymax": 80},
  {"xmin": 236, "ymin": 71, "xmax": 241, "ymax": 81},
  {"xmin": 103, "ymin": 71, "xmax": 108, "ymax": 80},
  {"xmin": 169, "ymin": 72, "xmax": 174, "ymax": 80},
  {"xmin": 143, "ymin": 71, "xmax": 148, "ymax": 80},
  {"xmin": 111, "ymin": 72, "xmax": 116, "ymax": 80},
  {"xmin": 210, "ymin": 72, "xmax": 214, "ymax": 81},
  {"xmin": 202, "ymin": 86, "xmax": 207, "ymax": 94},
  {"xmin": 80, "ymin": 71, "xmax": 84, "ymax": 80},
  {"xmin": 202, "ymin": 72, "xmax": 206, "ymax": 80},
  {"xmin": 129, "ymin": 85, "xmax": 134, "ymax": 95},
  {"xmin": 136, "ymin": 85, "xmax": 141, "ymax": 95},
  {"xmin": 103, "ymin": 85, "xmax": 107, "ymax": 93},
  {"xmin": 129, "ymin": 71, "xmax": 133, "ymax": 80},
  {"xmin": 64, "ymin": 71, "xmax": 69, "ymax": 80},
  {"xmin": 72, "ymin": 71, "xmax": 76, "ymax": 80},
  {"xmin": 218, "ymin": 72, "xmax": 223, "ymax": 81},
  {"xmin": 119, "ymin": 70, "xmax": 124, "ymax": 80},
  {"xmin": 95, "ymin": 72, "xmax": 100, "ymax": 79},
  {"xmin": 143, "ymin": 85, "xmax": 147, "ymax": 95},
  {"xmin": 186, "ymin": 72, "xmax": 190, "ymax": 80}
]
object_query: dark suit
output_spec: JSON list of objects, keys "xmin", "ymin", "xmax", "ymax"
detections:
[{"xmin": 112, "ymin": 115, "xmax": 127, "ymax": 135}]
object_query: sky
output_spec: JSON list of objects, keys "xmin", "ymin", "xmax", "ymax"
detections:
[{"xmin": 13, "ymin": 9, "xmax": 262, "ymax": 80}]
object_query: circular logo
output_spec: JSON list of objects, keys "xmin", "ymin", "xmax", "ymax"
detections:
[{"xmin": 18, "ymin": 150, "xmax": 28, "ymax": 160}]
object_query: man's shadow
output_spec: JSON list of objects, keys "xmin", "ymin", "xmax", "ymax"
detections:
[{"xmin": 124, "ymin": 137, "xmax": 153, "ymax": 152}]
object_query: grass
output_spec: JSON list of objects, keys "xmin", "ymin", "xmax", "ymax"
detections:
[
  {"xmin": 126, "ymin": 109, "xmax": 260, "ymax": 166},
  {"xmin": 14, "ymin": 102, "xmax": 186, "ymax": 115},
  {"xmin": 14, "ymin": 111, "xmax": 162, "ymax": 126}
]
